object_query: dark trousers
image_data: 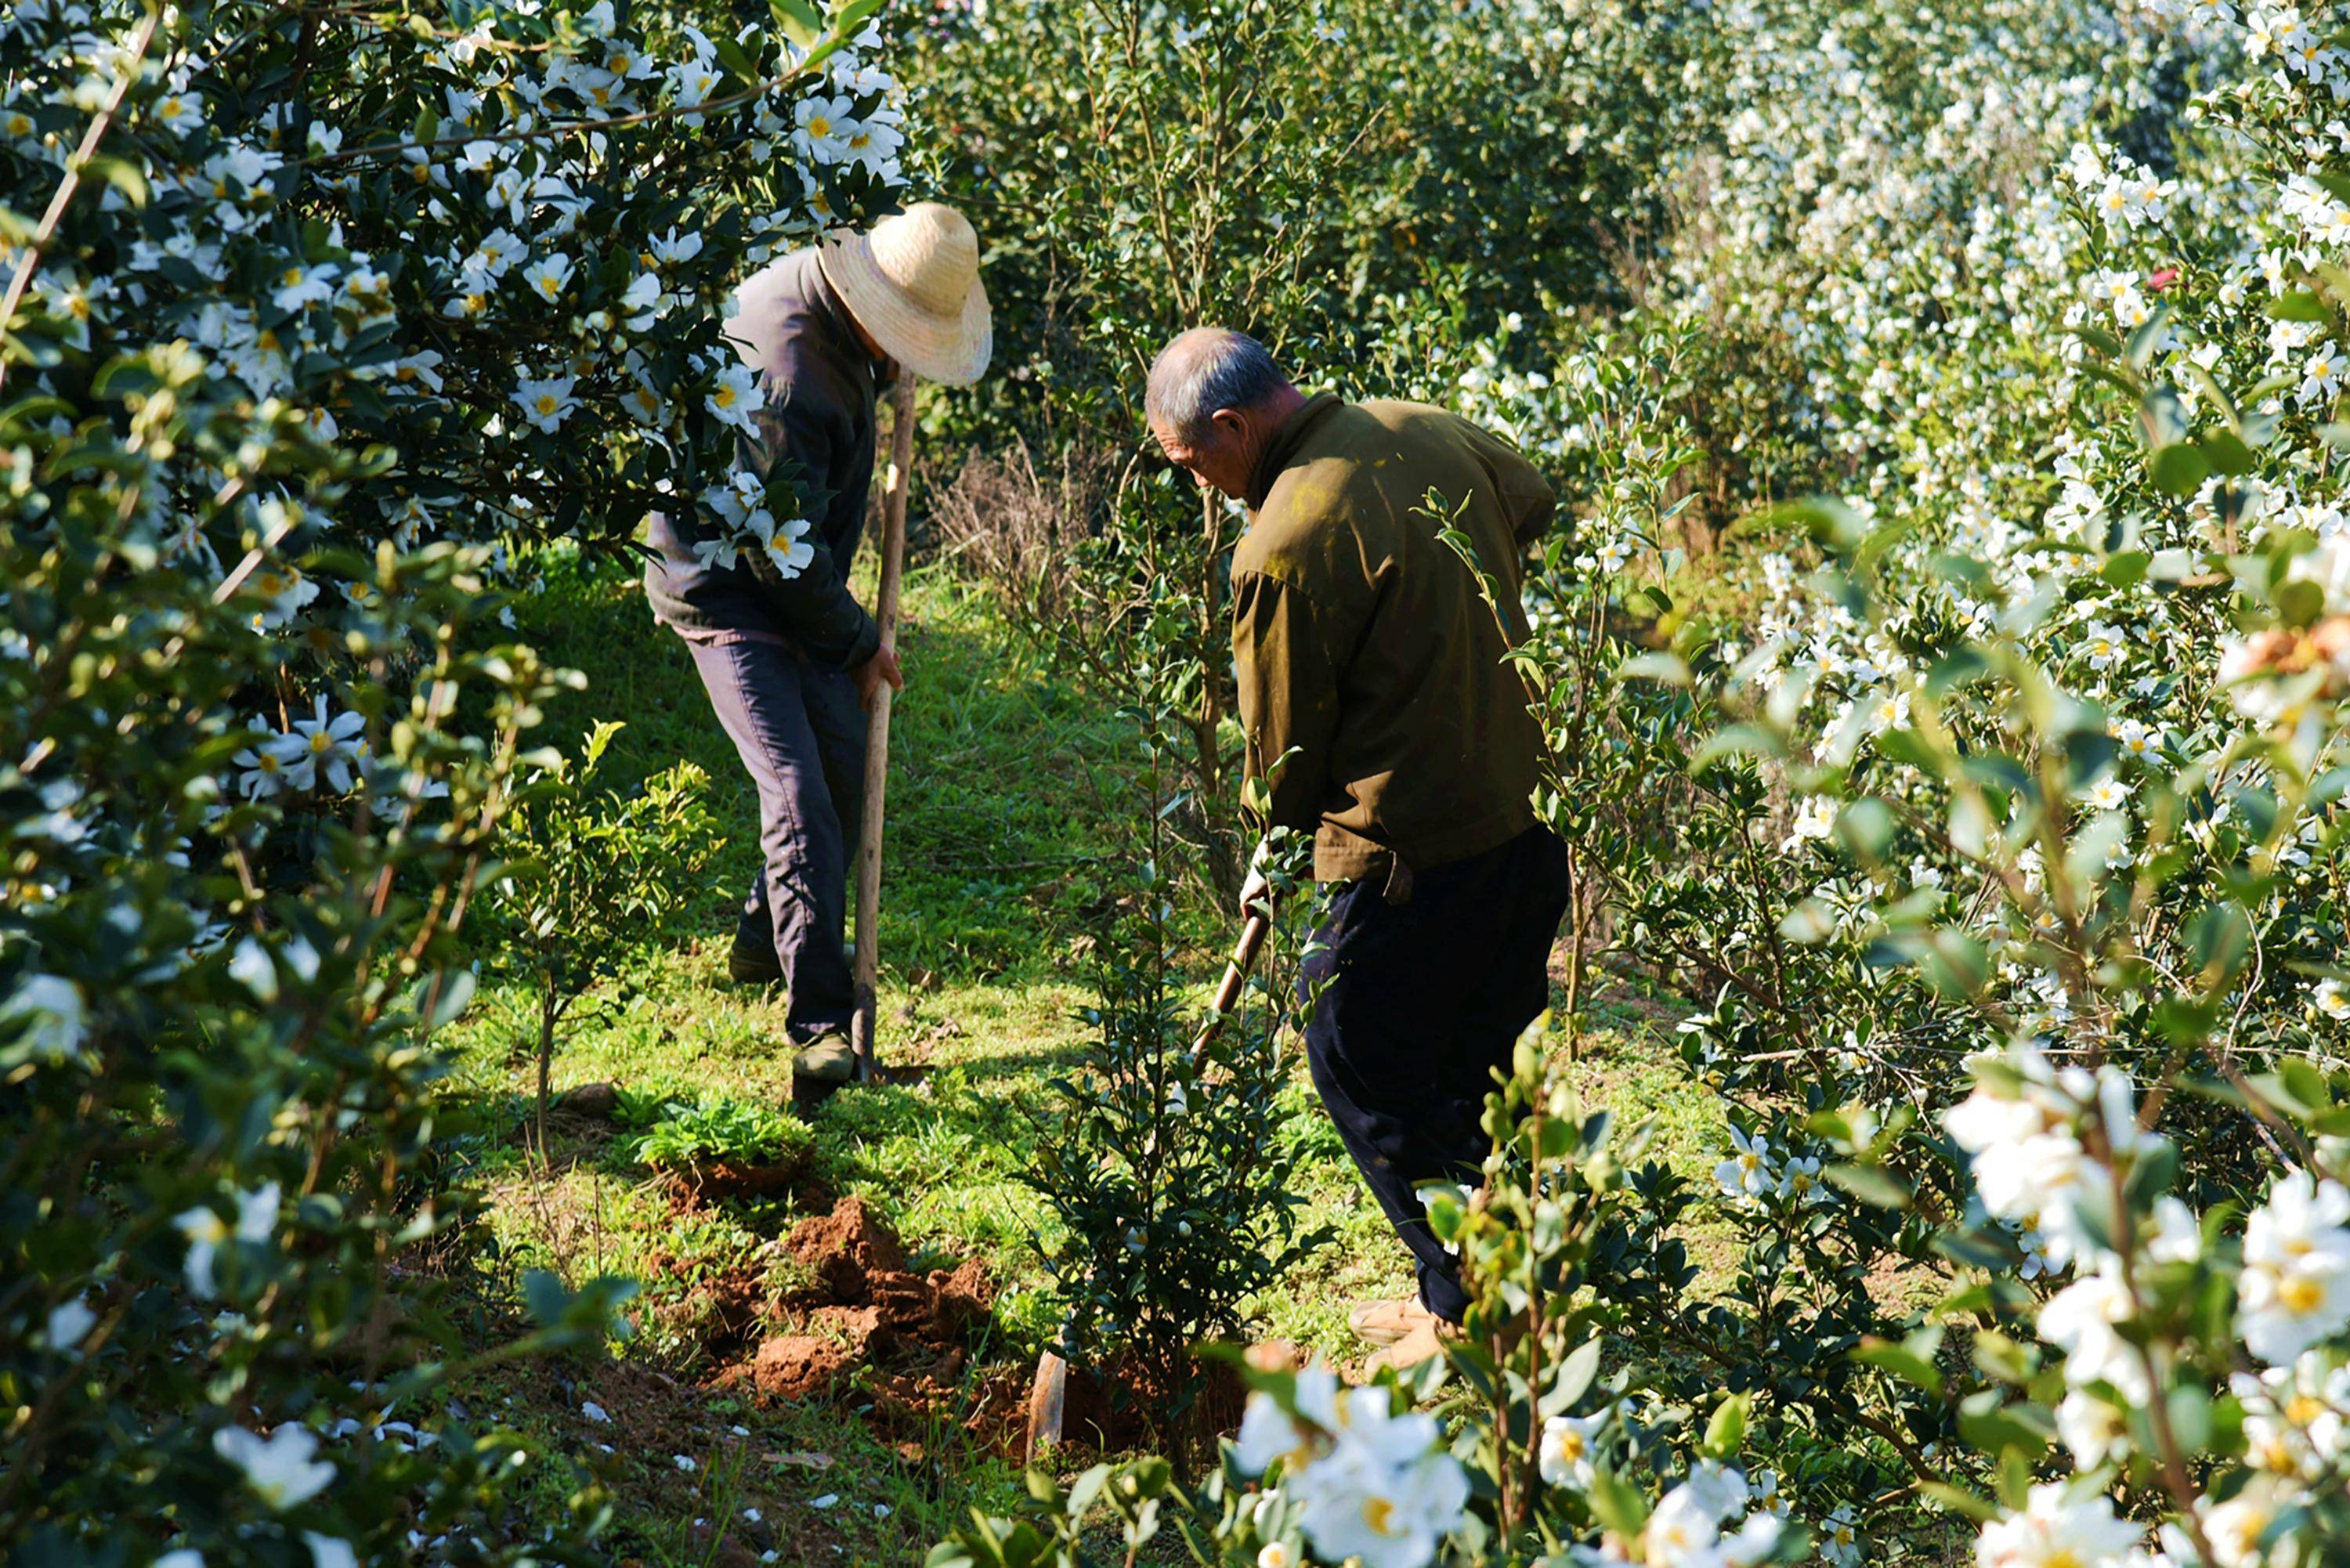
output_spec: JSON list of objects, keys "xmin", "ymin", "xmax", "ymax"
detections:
[
  {"xmin": 1300, "ymin": 826, "xmax": 1574, "ymax": 1322},
  {"xmin": 685, "ymin": 636, "xmax": 866, "ymax": 1044}
]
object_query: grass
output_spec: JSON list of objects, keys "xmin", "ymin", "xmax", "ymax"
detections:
[{"xmin": 439, "ymin": 545, "xmax": 1741, "ymax": 1563}]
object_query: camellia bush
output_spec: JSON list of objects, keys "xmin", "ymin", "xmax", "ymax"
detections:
[
  {"xmin": 2, "ymin": 0, "xmax": 906, "ymax": 1558},
  {"xmin": 1025, "ymin": 799, "xmax": 1327, "ymax": 1474}
]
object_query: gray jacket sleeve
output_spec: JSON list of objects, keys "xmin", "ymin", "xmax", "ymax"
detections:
[{"xmin": 741, "ymin": 392, "xmax": 880, "ymax": 671}]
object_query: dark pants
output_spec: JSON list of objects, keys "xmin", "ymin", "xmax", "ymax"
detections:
[
  {"xmin": 685, "ymin": 635, "xmax": 866, "ymax": 1044},
  {"xmin": 1300, "ymin": 826, "xmax": 1574, "ymax": 1322}
]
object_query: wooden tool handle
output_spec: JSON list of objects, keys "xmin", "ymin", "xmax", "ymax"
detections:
[
  {"xmin": 851, "ymin": 375, "xmax": 916, "ymax": 1082},
  {"xmin": 1189, "ymin": 910, "xmax": 1271, "ymax": 1060},
  {"xmin": 1025, "ymin": 1348, "xmax": 1068, "ymax": 1463}
]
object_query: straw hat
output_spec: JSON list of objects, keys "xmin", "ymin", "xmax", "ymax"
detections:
[{"xmin": 817, "ymin": 202, "xmax": 992, "ymax": 385}]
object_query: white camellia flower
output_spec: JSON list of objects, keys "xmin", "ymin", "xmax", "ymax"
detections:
[
  {"xmin": 303, "ymin": 1534, "xmax": 358, "ymax": 1568},
  {"xmin": 215, "ymin": 1423, "xmax": 335, "ymax": 1509},
  {"xmin": 46, "ymin": 1296, "xmax": 98, "ymax": 1351},
  {"xmin": 2, "ymin": 974, "xmax": 89, "ymax": 1067},
  {"xmin": 2039, "ymin": 1267, "xmax": 2151, "ymax": 1400},
  {"xmin": 175, "ymin": 1181, "xmax": 280, "ymax": 1299},
  {"xmin": 792, "ymin": 94, "xmax": 856, "ymax": 161},
  {"xmin": 2146, "ymin": 1196, "xmax": 2203, "ymax": 1263},
  {"xmin": 706, "ymin": 361, "xmax": 762, "ymax": 434},
  {"xmin": 1713, "ymin": 1125, "xmax": 1775, "ymax": 1201},
  {"xmin": 512, "ymin": 374, "xmax": 580, "ymax": 433},
  {"xmin": 1289, "ymin": 1387, "xmax": 1469, "ymax": 1568},
  {"xmin": 2196, "ymin": 1487, "xmax": 2282, "ymax": 1568},
  {"xmin": 282, "ymin": 695, "xmax": 367, "ymax": 794},
  {"xmin": 1945, "ymin": 1049, "xmax": 2149, "ymax": 1264},
  {"xmin": 1255, "ymin": 1544, "xmax": 1294, "ymax": 1568},
  {"xmin": 760, "ymin": 515, "xmax": 816, "ymax": 579},
  {"xmin": 1820, "ymin": 1503, "xmax": 1861, "ymax": 1566},
  {"xmin": 520, "ymin": 252, "xmax": 573, "ymax": 303},
  {"xmin": 1784, "ymin": 793, "xmax": 1836, "ymax": 850},
  {"xmin": 2312, "ymin": 978, "xmax": 2350, "ymax": 1022},
  {"xmin": 2055, "ymin": 1389, "xmax": 2129, "ymax": 1467},
  {"xmin": 1777, "ymin": 1154, "xmax": 1828, "ymax": 1205},
  {"xmin": 2239, "ymin": 1169, "xmax": 2350, "ymax": 1364},
  {"xmin": 689, "ymin": 533, "xmax": 742, "ymax": 573},
  {"xmin": 1974, "ymin": 1482, "xmax": 2143, "ymax": 1567},
  {"xmin": 1237, "ymin": 1369, "xmax": 1467, "ymax": 1568},
  {"xmin": 670, "ymin": 55, "xmax": 722, "ymax": 110},
  {"xmin": 2233, "ymin": 1354, "xmax": 2345, "ymax": 1479},
  {"xmin": 1538, "ymin": 1409, "xmax": 1605, "ymax": 1489}
]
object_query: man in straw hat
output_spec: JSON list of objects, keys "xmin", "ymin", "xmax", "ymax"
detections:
[{"xmin": 645, "ymin": 202, "xmax": 991, "ymax": 1091}]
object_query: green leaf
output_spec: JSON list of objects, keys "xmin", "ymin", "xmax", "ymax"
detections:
[
  {"xmin": 2071, "ymin": 323, "xmax": 2126, "ymax": 359},
  {"xmin": 1825, "ymin": 1162, "xmax": 1911, "ymax": 1210},
  {"xmin": 2186, "ymin": 901, "xmax": 2251, "ymax": 982},
  {"xmin": 522, "ymin": 1268, "xmax": 571, "ymax": 1327},
  {"xmin": 1835, "ymin": 797, "xmax": 1895, "ymax": 862},
  {"xmin": 771, "ymin": 0, "xmax": 824, "ymax": 45},
  {"xmin": 1970, "ymin": 1330, "xmax": 2036, "ymax": 1385},
  {"xmin": 2178, "ymin": 359, "xmax": 2243, "ymax": 431},
  {"xmin": 1959, "ymin": 1391, "xmax": 2052, "ymax": 1462},
  {"xmin": 1553, "ymin": 1339, "xmax": 1603, "ymax": 1410},
  {"xmin": 423, "ymin": 966, "xmax": 476, "ymax": 1030},
  {"xmin": 80, "ymin": 154, "xmax": 149, "ymax": 208},
  {"xmin": 1918, "ymin": 1482, "xmax": 2001, "ymax": 1523},
  {"xmin": 2271, "ymin": 290, "xmax": 2329, "ymax": 323},
  {"xmin": 1853, "ymin": 1338, "xmax": 1943, "ymax": 1396},
  {"xmin": 1701, "ymin": 1393, "xmax": 1750, "ymax": 1458},
  {"xmin": 710, "ymin": 30, "xmax": 762, "ymax": 85},
  {"xmin": 2199, "ymin": 428, "xmax": 2256, "ymax": 475},
  {"xmin": 1618, "ymin": 652, "xmax": 1692, "ymax": 686},
  {"xmin": 1587, "ymin": 1465, "xmax": 1650, "ymax": 1541},
  {"xmin": 2149, "ymin": 443, "xmax": 2209, "ymax": 497}
]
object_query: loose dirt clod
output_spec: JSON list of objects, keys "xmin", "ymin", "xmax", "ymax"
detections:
[
  {"xmin": 747, "ymin": 1333, "xmax": 857, "ymax": 1400},
  {"xmin": 714, "ymin": 1196, "xmax": 999, "ymax": 1428},
  {"xmin": 782, "ymin": 1195, "xmax": 906, "ymax": 1301}
]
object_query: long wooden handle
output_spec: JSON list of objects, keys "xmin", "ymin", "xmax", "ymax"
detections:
[
  {"xmin": 1189, "ymin": 910, "xmax": 1271, "ymax": 1060},
  {"xmin": 851, "ymin": 375, "xmax": 916, "ymax": 1083}
]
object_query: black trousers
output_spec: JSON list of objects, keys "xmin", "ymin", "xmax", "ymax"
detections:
[
  {"xmin": 685, "ymin": 635, "xmax": 866, "ymax": 1045},
  {"xmin": 1299, "ymin": 826, "xmax": 1574, "ymax": 1322}
]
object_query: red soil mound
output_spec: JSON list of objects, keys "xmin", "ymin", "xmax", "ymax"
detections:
[{"xmin": 712, "ymin": 1196, "xmax": 998, "ymax": 1418}]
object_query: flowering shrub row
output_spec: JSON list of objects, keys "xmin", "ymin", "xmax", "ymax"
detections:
[{"xmin": 2, "ymin": 0, "xmax": 902, "ymax": 1558}]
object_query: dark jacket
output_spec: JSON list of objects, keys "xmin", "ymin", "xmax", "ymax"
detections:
[
  {"xmin": 643, "ymin": 249, "xmax": 883, "ymax": 670},
  {"xmin": 1231, "ymin": 393, "xmax": 1556, "ymax": 882}
]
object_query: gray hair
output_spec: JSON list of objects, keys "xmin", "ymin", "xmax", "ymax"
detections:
[{"xmin": 1144, "ymin": 327, "xmax": 1289, "ymax": 443}]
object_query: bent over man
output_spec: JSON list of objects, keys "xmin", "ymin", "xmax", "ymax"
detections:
[
  {"xmin": 645, "ymin": 204, "xmax": 991, "ymax": 1091},
  {"xmin": 1145, "ymin": 327, "xmax": 1572, "ymax": 1373}
]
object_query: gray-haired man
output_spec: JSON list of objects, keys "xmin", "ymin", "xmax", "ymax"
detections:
[{"xmin": 1147, "ymin": 327, "xmax": 1571, "ymax": 1371}]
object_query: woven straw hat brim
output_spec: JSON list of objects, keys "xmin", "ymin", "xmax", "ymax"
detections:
[{"xmin": 817, "ymin": 230, "xmax": 992, "ymax": 386}]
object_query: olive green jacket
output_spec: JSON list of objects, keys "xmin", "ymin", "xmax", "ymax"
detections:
[{"xmin": 1232, "ymin": 394, "xmax": 1556, "ymax": 883}]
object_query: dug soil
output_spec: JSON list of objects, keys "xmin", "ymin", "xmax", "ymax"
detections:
[{"xmin": 707, "ymin": 1196, "xmax": 1018, "ymax": 1448}]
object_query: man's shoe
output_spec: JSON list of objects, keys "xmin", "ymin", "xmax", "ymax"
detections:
[
  {"xmin": 792, "ymin": 1032, "xmax": 858, "ymax": 1086},
  {"xmin": 728, "ymin": 934, "xmax": 783, "ymax": 985},
  {"xmin": 1347, "ymin": 1298, "xmax": 1437, "ymax": 1348},
  {"xmin": 1364, "ymin": 1320, "xmax": 1452, "ymax": 1378}
]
